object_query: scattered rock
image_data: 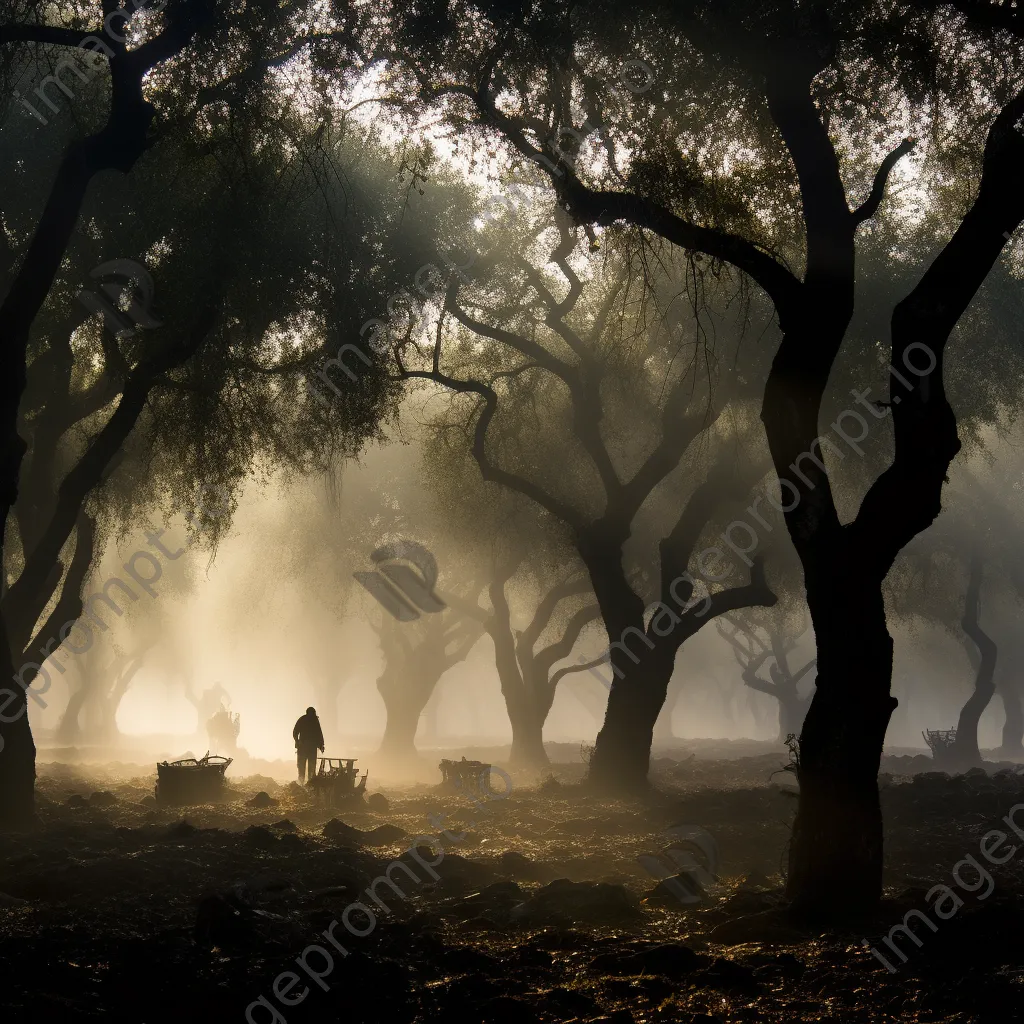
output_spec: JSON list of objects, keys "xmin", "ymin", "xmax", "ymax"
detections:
[
  {"xmin": 320, "ymin": 818, "xmax": 405, "ymax": 845},
  {"xmin": 718, "ymin": 888, "xmax": 781, "ymax": 917},
  {"xmin": 913, "ymin": 771, "xmax": 951, "ymax": 785},
  {"xmin": 322, "ymin": 818, "xmax": 360, "ymax": 842},
  {"xmin": 708, "ymin": 909, "xmax": 809, "ymax": 945},
  {"xmin": 362, "ymin": 823, "xmax": 408, "ymax": 845},
  {"xmin": 241, "ymin": 825, "xmax": 278, "ymax": 848},
  {"xmin": 441, "ymin": 880, "xmax": 525, "ymax": 923},
  {"xmin": 497, "ymin": 850, "xmax": 556, "ymax": 881},
  {"xmin": 644, "ymin": 873, "xmax": 707, "ymax": 907},
  {"xmin": 510, "ymin": 879, "xmax": 641, "ymax": 926},
  {"xmin": 245, "ymin": 791, "xmax": 279, "ymax": 809},
  {"xmin": 366, "ymin": 792, "xmax": 390, "ymax": 812}
]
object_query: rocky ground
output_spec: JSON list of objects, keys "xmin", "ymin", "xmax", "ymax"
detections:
[{"xmin": 1, "ymin": 750, "xmax": 1023, "ymax": 1023}]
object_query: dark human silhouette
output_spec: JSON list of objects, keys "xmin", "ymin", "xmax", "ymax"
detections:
[{"xmin": 293, "ymin": 706, "xmax": 324, "ymax": 783}]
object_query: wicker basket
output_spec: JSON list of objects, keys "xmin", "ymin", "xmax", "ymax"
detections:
[{"xmin": 156, "ymin": 753, "xmax": 232, "ymax": 805}]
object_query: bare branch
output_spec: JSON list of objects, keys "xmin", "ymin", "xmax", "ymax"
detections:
[{"xmin": 851, "ymin": 138, "xmax": 917, "ymax": 227}]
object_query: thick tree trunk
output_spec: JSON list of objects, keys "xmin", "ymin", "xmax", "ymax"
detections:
[
  {"xmin": 786, "ymin": 578, "xmax": 897, "ymax": 919},
  {"xmin": 777, "ymin": 689, "xmax": 810, "ymax": 744},
  {"xmin": 508, "ymin": 706, "xmax": 549, "ymax": 767},
  {"xmin": 421, "ymin": 690, "xmax": 441, "ymax": 748},
  {"xmin": 377, "ymin": 696, "xmax": 424, "ymax": 760},
  {"xmin": 653, "ymin": 675, "xmax": 684, "ymax": 746},
  {"xmin": 952, "ymin": 554, "xmax": 997, "ymax": 768},
  {"xmin": 376, "ymin": 663, "xmax": 438, "ymax": 762},
  {"xmin": 57, "ymin": 688, "xmax": 88, "ymax": 745},
  {"xmin": 0, "ymin": 647, "xmax": 36, "ymax": 825},
  {"xmin": 998, "ymin": 671, "xmax": 1024, "ymax": 757},
  {"xmin": 588, "ymin": 643, "xmax": 677, "ymax": 792}
]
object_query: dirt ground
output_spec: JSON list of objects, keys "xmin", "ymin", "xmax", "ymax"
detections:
[{"xmin": 2, "ymin": 748, "xmax": 1023, "ymax": 1023}]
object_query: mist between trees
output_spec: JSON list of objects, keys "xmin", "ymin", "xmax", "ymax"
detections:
[
  {"xmin": 6, "ymin": 1, "xmax": 1024, "ymax": 945},
  {"xmin": 0, "ymin": 485, "xmax": 229, "ymax": 753},
  {"xmin": 576, "ymin": 345, "xmax": 937, "ymax": 690},
  {"xmin": 305, "ymin": 59, "xmax": 656, "ymax": 408}
]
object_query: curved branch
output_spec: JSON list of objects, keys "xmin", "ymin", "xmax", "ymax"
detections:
[
  {"xmin": 790, "ymin": 657, "xmax": 818, "ymax": 684},
  {"xmin": 446, "ymin": 296, "xmax": 578, "ymax": 388},
  {"xmin": 686, "ymin": 556, "xmax": 777, "ymax": 629},
  {"xmin": 533, "ymin": 603, "xmax": 602, "ymax": 676},
  {"xmin": 853, "ymin": 87, "xmax": 1024, "ymax": 574},
  {"xmin": 658, "ymin": 461, "xmax": 762, "ymax": 602},
  {"xmin": 549, "ymin": 653, "xmax": 608, "ymax": 690},
  {"xmin": 4, "ymin": 301, "xmax": 222, "ymax": 641},
  {"xmin": 398, "ymin": 366, "xmax": 587, "ymax": 531},
  {"xmin": 517, "ymin": 574, "xmax": 591, "ymax": 655},
  {"xmin": 443, "ymin": 79, "xmax": 803, "ymax": 326},
  {"xmin": 743, "ymin": 674, "xmax": 782, "ymax": 698},
  {"xmin": 22, "ymin": 511, "xmax": 95, "ymax": 662},
  {"xmin": 851, "ymin": 138, "xmax": 917, "ymax": 227}
]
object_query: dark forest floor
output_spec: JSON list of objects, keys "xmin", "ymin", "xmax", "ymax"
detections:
[{"xmin": 2, "ymin": 751, "xmax": 1024, "ymax": 1023}]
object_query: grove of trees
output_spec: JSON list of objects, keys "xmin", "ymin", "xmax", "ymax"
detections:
[{"xmin": 4, "ymin": 0, "xmax": 1024, "ymax": 926}]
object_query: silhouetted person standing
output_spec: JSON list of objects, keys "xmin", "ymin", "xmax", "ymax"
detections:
[{"xmin": 293, "ymin": 706, "xmax": 324, "ymax": 783}]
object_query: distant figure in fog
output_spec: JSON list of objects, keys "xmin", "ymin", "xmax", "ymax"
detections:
[{"xmin": 293, "ymin": 706, "xmax": 324, "ymax": 783}]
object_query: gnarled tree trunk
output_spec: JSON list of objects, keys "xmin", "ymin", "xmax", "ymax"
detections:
[
  {"xmin": 508, "ymin": 702, "xmax": 549, "ymax": 767},
  {"xmin": 785, "ymin": 571, "xmax": 897, "ymax": 916},
  {"xmin": 377, "ymin": 671, "xmax": 431, "ymax": 759},
  {"xmin": 374, "ymin": 608, "xmax": 481, "ymax": 764},
  {"xmin": 998, "ymin": 669, "xmax": 1024, "ymax": 758},
  {"xmin": 952, "ymin": 552, "xmax": 997, "ymax": 768},
  {"xmin": 588, "ymin": 625, "xmax": 682, "ymax": 789},
  {"xmin": 445, "ymin": 568, "xmax": 599, "ymax": 771},
  {"xmin": 653, "ymin": 674, "xmax": 685, "ymax": 746},
  {"xmin": 778, "ymin": 689, "xmax": 811, "ymax": 744},
  {"xmin": 0, "ymin": 5, "xmax": 210, "ymax": 828},
  {"xmin": 57, "ymin": 687, "xmax": 88, "ymax": 745}
]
